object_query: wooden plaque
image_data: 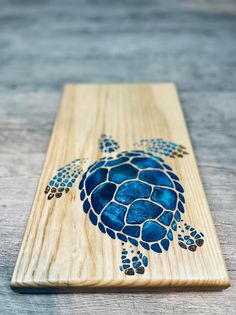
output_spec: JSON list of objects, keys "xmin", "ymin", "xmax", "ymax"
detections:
[{"xmin": 11, "ymin": 84, "xmax": 230, "ymax": 292}]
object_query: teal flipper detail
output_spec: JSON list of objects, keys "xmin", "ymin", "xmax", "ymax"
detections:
[{"xmin": 45, "ymin": 158, "xmax": 84, "ymax": 200}]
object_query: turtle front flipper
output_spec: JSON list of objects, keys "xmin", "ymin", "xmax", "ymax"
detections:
[
  {"xmin": 135, "ymin": 139, "xmax": 188, "ymax": 158},
  {"xmin": 44, "ymin": 158, "xmax": 84, "ymax": 200},
  {"xmin": 177, "ymin": 220, "xmax": 205, "ymax": 252}
]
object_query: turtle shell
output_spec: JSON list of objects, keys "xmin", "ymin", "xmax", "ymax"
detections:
[{"xmin": 79, "ymin": 150, "xmax": 185, "ymax": 253}]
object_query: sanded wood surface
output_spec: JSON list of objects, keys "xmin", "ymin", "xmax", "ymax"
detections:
[
  {"xmin": 11, "ymin": 84, "xmax": 229, "ymax": 291},
  {"xmin": 0, "ymin": 0, "xmax": 236, "ymax": 314}
]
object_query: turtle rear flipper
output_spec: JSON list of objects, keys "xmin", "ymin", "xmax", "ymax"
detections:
[
  {"xmin": 44, "ymin": 158, "xmax": 84, "ymax": 200},
  {"xmin": 119, "ymin": 244, "xmax": 148, "ymax": 276},
  {"xmin": 177, "ymin": 220, "xmax": 205, "ymax": 252},
  {"xmin": 135, "ymin": 139, "xmax": 189, "ymax": 158}
]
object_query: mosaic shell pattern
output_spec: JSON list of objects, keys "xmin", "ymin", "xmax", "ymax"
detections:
[{"xmin": 79, "ymin": 150, "xmax": 185, "ymax": 253}]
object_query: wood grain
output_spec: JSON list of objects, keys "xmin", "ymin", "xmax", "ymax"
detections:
[
  {"xmin": 1, "ymin": 0, "xmax": 236, "ymax": 313},
  {"xmin": 11, "ymin": 84, "xmax": 229, "ymax": 291}
]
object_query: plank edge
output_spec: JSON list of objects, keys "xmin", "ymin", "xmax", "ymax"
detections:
[{"xmin": 11, "ymin": 277, "xmax": 230, "ymax": 293}]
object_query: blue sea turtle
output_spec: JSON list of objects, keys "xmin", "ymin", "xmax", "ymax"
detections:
[{"xmin": 45, "ymin": 135, "xmax": 205, "ymax": 276}]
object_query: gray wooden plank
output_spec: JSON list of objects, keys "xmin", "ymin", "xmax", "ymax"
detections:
[{"xmin": 0, "ymin": 0, "xmax": 236, "ymax": 313}]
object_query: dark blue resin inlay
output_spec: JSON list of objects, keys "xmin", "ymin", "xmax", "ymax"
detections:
[
  {"xmin": 179, "ymin": 193, "xmax": 185, "ymax": 204},
  {"xmin": 151, "ymin": 187, "xmax": 177, "ymax": 210},
  {"xmin": 101, "ymin": 202, "xmax": 127, "ymax": 231},
  {"xmin": 115, "ymin": 181, "xmax": 151, "ymax": 205},
  {"xmin": 117, "ymin": 233, "xmax": 127, "ymax": 242},
  {"xmin": 126, "ymin": 200, "xmax": 163, "ymax": 224},
  {"xmin": 178, "ymin": 201, "xmax": 185, "ymax": 213},
  {"xmin": 174, "ymin": 181, "xmax": 184, "ymax": 193},
  {"xmin": 98, "ymin": 222, "xmax": 106, "ymax": 233},
  {"xmin": 85, "ymin": 168, "xmax": 108, "ymax": 195},
  {"xmin": 167, "ymin": 172, "xmax": 179, "ymax": 180},
  {"xmin": 151, "ymin": 243, "xmax": 162, "ymax": 253},
  {"xmin": 133, "ymin": 262, "xmax": 141, "ymax": 268},
  {"xmin": 171, "ymin": 221, "xmax": 177, "ymax": 231},
  {"xmin": 125, "ymin": 152, "xmax": 142, "ymax": 157},
  {"xmin": 109, "ymin": 163, "xmax": 138, "ymax": 184},
  {"xmin": 163, "ymin": 164, "xmax": 172, "ymax": 171},
  {"xmin": 174, "ymin": 210, "xmax": 181, "ymax": 222},
  {"xmin": 140, "ymin": 241, "xmax": 150, "ymax": 250},
  {"xmin": 106, "ymin": 228, "xmax": 116, "ymax": 239},
  {"xmin": 89, "ymin": 210, "xmax": 97, "ymax": 226},
  {"xmin": 139, "ymin": 170, "xmax": 173, "ymax": 187},
  {"xmin": 80, "ymin": 189, "xmax": 85, "ymax": 201},
  {"xmin": 106, "ymin": 157, "xmax": 129, "ymax": 167},
  {"xmin": 167, "ymin": 230, "xmax": 173, "ymax": 241},
  {"xmin": 91, "ymin": 182, "xmax": 116, "ymax": 214},
  {"xmin": 130, "ymin": 157, "xmax": 163, "ymax": 170},
  {"xmin": 161, "ymin": 239, "xmax": 170, "ymax": 251},
  {"xmin": 128, "ymin": 237, "xmax": 138, "ymax": 246},
  {"xmin": 123, "ymin": 225, "xmax": 140, "ymax": 238},
  {"xmin": 83, "ymin": 199, "xmax": 90, "ymax": 213},
  {"xmin": 89, "ymin": 161, "xmax": 105, "ymax": 173},
  {"xmin": 157, "ymin": 211, "xmax": 173, "ymax": 226},
  {"xmin": 142, "ymin": 256, "xmax": 148, "ymax": 266},
  {"xmin": 87, "ymin": 161, "xmax": 96, "ymax": 172},
  {"xmin": 141, "ymin": 221, "xmax": 167, "ymax": 242}
]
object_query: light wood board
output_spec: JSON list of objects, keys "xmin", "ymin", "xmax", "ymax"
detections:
[{"xmin": 11, "ymin": 83, "xmax": 230, "ymax": 292}]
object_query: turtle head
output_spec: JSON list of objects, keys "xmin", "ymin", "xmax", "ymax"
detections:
[{"xmin": 98, "ymin": 134, "xmax": 120, "ymax": 154}]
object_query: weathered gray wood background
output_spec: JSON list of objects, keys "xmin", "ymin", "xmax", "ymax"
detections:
[{"xmin": 0, "ymin": 0, "xmax": 235, "ymax": 314}]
